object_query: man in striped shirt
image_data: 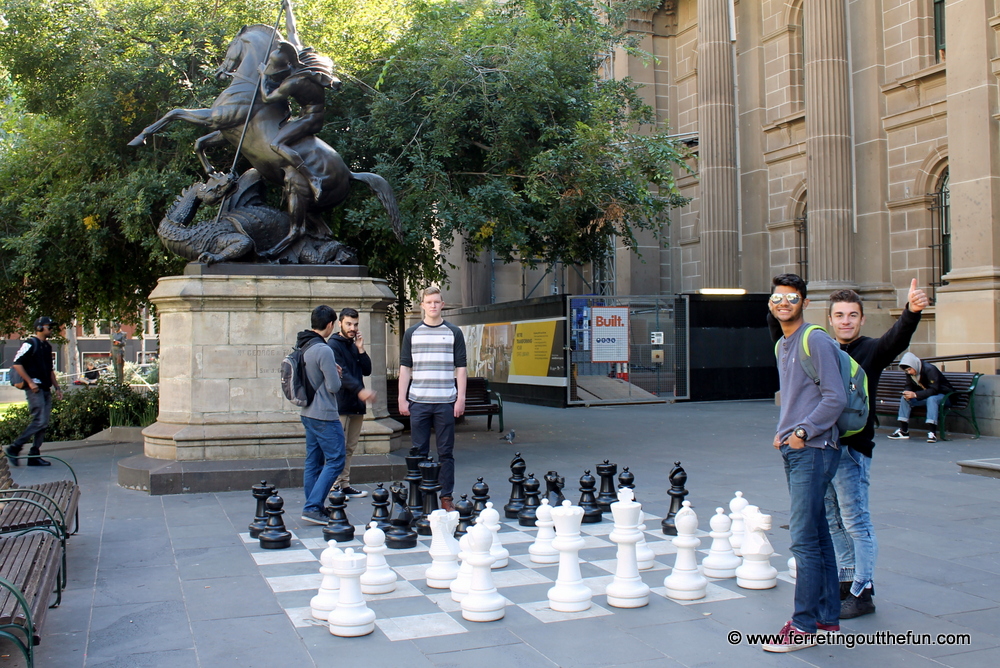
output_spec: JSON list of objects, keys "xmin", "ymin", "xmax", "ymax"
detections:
[{"xmin": 398, "ymin": 287, "xmax": 467, "ymax": 512}]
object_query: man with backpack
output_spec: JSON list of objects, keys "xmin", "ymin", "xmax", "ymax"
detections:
[
  {"xmin": 294, "ymin": 305, "xmax": 345, "ymax": 526},
  {"xmin": 5, "ymin": 317, "xmax": 63, "ymax": 466},
  {"xmin": 763, "ymin": 274, "xmax": 845, "ymax": 652},
  {"xmin": 824, "ymin": 282, "xmax": 925, "ymax": 619}
]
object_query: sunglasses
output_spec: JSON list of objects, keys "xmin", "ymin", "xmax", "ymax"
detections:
[{"xmin": 769, "ymin": 293, "xmax": 802, "ymax": 305}]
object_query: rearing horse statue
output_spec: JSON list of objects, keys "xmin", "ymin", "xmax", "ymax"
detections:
[{"xmin": 128, "ymin": 21, "xmax": 402, "ymax": 260}]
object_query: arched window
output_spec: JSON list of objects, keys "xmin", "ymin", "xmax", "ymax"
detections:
[{"xmin": 928, "ymin": 168, "xmax": 950, "ymax": 300}]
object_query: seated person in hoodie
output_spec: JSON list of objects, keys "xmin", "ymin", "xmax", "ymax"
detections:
[{"xmin": 888, "ymin": 352, "xmax": 954, "ymax": 443}]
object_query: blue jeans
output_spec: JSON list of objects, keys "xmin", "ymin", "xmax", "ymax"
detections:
[
  {"xmin": 301, "ymin": 416, "xmax": 346, "ymax": 514},
  {"xmin": 825, "ymin": 448, "xmax": 877, "ymax": 597},
  {"xmin": 409, "ymin": 401, "xmax": 456, "ymax": 498},
  {"xmin": 12, "ymin": 389, "xmax": 53, "ymax": 452},
  {"xmin": 782, "ymin": 444, "xmax": 842, "ymax": 633},
  {"xmin": 898, "ymin": 394, "xmax": 947, "ymax": 425}
]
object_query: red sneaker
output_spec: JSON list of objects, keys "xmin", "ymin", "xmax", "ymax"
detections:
[
  {"xmin": 761, "ymin": 620, "xmax": 817, "ymax": 652},
  {"xmin": 817, "ymin": 622, "xmax": 841, "ymax": 634}
]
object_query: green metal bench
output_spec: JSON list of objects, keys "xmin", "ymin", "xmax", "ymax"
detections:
[{"xmin": 0, "ymin": 531, "xmax": 63, "ymax": 668}]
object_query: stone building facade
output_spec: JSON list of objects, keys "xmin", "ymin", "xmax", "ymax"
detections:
[{"xmin": 441, "ymin": 0, "xmax": 1000, "ymax": 367}]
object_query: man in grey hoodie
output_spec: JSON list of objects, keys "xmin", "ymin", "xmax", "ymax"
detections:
[
  {"xmin": 889, "ymin": 352, "xmax": 954, "ymax": 443},
  {"xmin": 297, "ymin": 305, "xmax": 344, "ymax": 525},
  {"xmin": 763, "ymin": 274, "xmax": 846, "ymax": 653}
]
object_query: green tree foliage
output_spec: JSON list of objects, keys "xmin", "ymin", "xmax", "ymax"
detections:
[{"xmin": 0, "ymin": 0, "xmax": 688, "ymax": 334}]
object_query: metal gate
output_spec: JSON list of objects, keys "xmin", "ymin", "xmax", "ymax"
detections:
[{"xmin": 566, "ymin": 295, "xmax": 690, "ymax": 404}]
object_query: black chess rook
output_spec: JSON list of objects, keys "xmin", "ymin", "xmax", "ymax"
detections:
[
  {"xmin": 414, "ymin": 459, "xmax": 442, "ymax": 536},
  {"xmin": 595, "ymin": 459, "xmax": 618, "ymax": 511},
  {"xmin": 249, "ymin": 480, "xmax": 274, "ymax": 538},
  {"xmin": 404, "ymin": 446, "xmax": 426, "ymax": 525}
]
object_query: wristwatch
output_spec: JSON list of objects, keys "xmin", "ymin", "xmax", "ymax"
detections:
[{"xmin": 793, "ymin": 427, "xmax": 808, "ymax": 440}]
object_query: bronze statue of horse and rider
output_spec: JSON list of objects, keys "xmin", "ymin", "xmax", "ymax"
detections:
[{"xmin": 129, "ymin": 1, "xmax": 401, "ymax": 263}]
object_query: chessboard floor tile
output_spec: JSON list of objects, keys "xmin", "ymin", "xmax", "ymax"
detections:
[
  {"xmin": 426, "ymin": 593, "xmax": 516, "ymax": 613},
  {"xmin": 777, "ymin": 570, "xmax": 795, "ymax": 584},
  {"xmin": 266, "ymin": 573, "xmax": 322, "ymax": 593},
  {"xmin": 649, "ymin": 582, "xmax": 746, "ymax": 605},
  {"xmin": 376, "ymin": 612, "xmax": 469, "ymax": 641},
  {"xmin": 579, "ymin": 522, "xmax": 614, "ymax": 535},
  {"xmin": 366, "ymin": 580, "xmax": 423, "ymax": 600},
  {"xmin": 579, "ymin": 574, "xmax": 616, "ymax": 595},
  {"xmin": 367, "ymin": 593, "xmax": 443, "ymax": 619},
  {"xmin": 517, "ymin": 600, "xmax": 614, "ymax": 623},
  {"xmin": 258, "ymin": 560, "xmax": 323, "ymax": 578},
  {"xmin": 250, "ymin": 548, "xmax": 317, "ymax": 565},
  {"xmin": 284, "ymin": 605, "xmax": 325, "ymax": 629},
  {"xmin": 491, "ymin": 567, "xmax": 553, "ymax": 587},
  {"xmin": 589, "ymin": 558, "xmax": 670, "ymax": 574}
]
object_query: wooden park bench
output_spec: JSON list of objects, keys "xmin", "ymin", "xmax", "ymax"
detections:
[
  {"xmin": 387, "ymin": 376, "xmax": 504, "ymax": 432},
  {"xmin": 874, "ymin": 370, "xmax": 983, "ymax": 440},
  {"xmin": 0, "ymin": 531, "xmax": 64, "ymax": 668},
  {"xmin": 0, "ymin": 452, "xmax": 80, "ymax": 539}
]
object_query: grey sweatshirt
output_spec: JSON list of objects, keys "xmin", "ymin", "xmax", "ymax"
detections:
[
  {"xmin": 775, "ymin": 323, "xmax": 847, "ymax": 448},
  {"xmin": 298, "ymin": 331, "xmax": 342, "ymax": 421}
]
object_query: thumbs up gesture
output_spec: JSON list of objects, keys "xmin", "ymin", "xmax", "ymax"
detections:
[{"xmin": 908, "ymin": 278, "xmax": 929, "ymax": 312}]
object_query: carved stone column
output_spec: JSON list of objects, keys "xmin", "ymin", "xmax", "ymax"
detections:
[
  {"xmin": 696, "ymin": 0, "xmax": 740, "ymax": 288},
  {"xmin": 804, "ymin": 0, "xmax": 854, "ymax": 290}
]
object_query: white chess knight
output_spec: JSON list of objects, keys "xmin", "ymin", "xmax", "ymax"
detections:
[
  {"xmin": 605, "ymin": 487, "xmax": 650, "ymax": 608},
  {"xmin": 547, "ymin": 500, "xmax": 592, "ymax": 612},
  {"xmin": 360, "ymin": 522, "xmax": 397, "ymax": 594},
  {"xmin": 310, "ymin": 540, "xmax": 342, "ymax": 621},
  {"xmin": 426, "ymin": 510, "xmax": 461, "ymax": 588},
  {"xmin": 460, "ymin": 519, "xmax": 506, "ymax": 622},
  {"xmin": 663, "ymin": 501, "xmax": 708, "ymax": 600},
  {"xmin": 450, "ymin": 531, "xmax": 474, "ymax": 602},
  {"xmin": 735, "ymin": 504, "xmax": 778, "ymax": 589},
  {"xmin": 528, "ymin": 499, "xmax": 559, "ymax": 564},
  {"xmin": 328, "ymin": 548, "xmax": 376, "ymax": 637},
  {"xmin": 729, "ymin": 491, "xmax": 749, "ymax": 557},
  {"xmin": 701, "ymin": 508, "xmax": 741, "ymax": 579},
  {"xmin": 479, "ymin": 502, "xmax": 509, "ymax": 569}
]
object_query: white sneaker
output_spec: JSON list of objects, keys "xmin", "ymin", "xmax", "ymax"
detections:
[
  {"xmin": 888, "ymin": 429, "xmax": 910, "ymax": 440},
  {"xmin": 927, "ymin": 431, "xmax": 938, "ymax": 443}
]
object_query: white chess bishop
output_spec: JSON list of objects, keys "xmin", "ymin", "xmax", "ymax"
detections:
[
  {"xmin": 426, "ymin": 509, "xmax": 461, "ymax": 588},
  {"xmin": 310, "ymin": 540, "xmax": 342, "ymax": 621},
  {"xmin": 729, "ymin": 491, "xmax": 749, "ymax": 556},
  {"xmin": 605, "ymin": 487, "xmax": 650, "ymax": 608},
  {"xmin": 735, "ymin": 504, "xmax": 777, "ymax": 589},
  {"xmin": 460, "ymin": 519, "xmax": 506, "ymax": 622},
  {"xmin": 701, "ymin": 507, "xmax": 740, "ymax": 579},
  {"xmin": 663, "ymin": 501, "xmax": 707, "ymax": 600},
  {"xmin": 529, "ymin": 499, "xmax": 559, "ymax": 564},
  {"xmin": 328, "ymin": 548, "xmax": 376, "ymax": 637},
  {"xmin": 360, "ymin": 522, "xmax": 397, "ymax": 594},
  {"xmin": 547, "ymin": 500, "xmax": 592, "ymax": 612}
]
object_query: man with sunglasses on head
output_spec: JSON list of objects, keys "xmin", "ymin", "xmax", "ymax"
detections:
[
  {"xmin": 763, "ymin": 274, "xmax": 845, "ymax": 652},
  {"xmin": 5, "ymin": 317, "xmax": 63, "ymax": 466}
]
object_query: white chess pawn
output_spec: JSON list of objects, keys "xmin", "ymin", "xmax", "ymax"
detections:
[
  {"xmin": 735, "ymin": 504, "xmax": 778, "ymax": 589},
  {"xmin": 426, "ymin": 510, "xmax": 461, "ymax": 588},
  {"xmin": 460, "ymin": 519, "xmax": 506, "ymax": 622},
  {"xmin": 479, "ymin": 502, "xmax": 509, "ymax": 569},
  {"xmin": 663, "ymin": 501, "xmax": 707, "ymax": 600},
  {"xmin": 310, "ymin": 540, "xmax": 342, "ymax": 620},
  {"xmin": 328, "ymin": 548, "xmax": 376, "ymax": 636},
  {"xmin": 360, "ymin": 522, "xmax": 397, "ymax": 594},
  {"xmin": 701, "ymin": 508, "xmax": 741, "ymax": 579},
  {"xmin": 529, "ymin": 499, "xmax": 559, "ymax": 564},
  {"xmin": 547, "ymin": 500, "xmax": 592, "ymax": 612},
  {"xmin": 450, "ymin": 531, "xmax": 474, "ymax": 602},
  {"xmin": 788, "ymin": 556, "xmax": 797, "ymax": 580},
  {"xmin": 635, "ymin": 519, "xmax": 655, "ymax": 570},
  {"xmin": 606, "ymin": 487, "xmax": 649, "ymax": 608},
  {"xmin": 729, "ymin": 491, "xmax": 749, "ymax": 557}
]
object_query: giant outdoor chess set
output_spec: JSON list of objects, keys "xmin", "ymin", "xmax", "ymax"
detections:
[{"xmin": 239, "ymin": 451, "xmax": 796, "ymax": 641}]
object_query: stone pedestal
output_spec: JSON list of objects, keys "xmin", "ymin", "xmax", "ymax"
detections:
[{"xmin": 142, "ymin": 265, "xmax": 403, "ymax": 461}]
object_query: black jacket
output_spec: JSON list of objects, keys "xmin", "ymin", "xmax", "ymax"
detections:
[
  {"xmin": 901, "ymin": 355, "xmax": 954, "ymax": 400},
  {"xmin": 328, "ymin": 333, "xmax": 372, "ymax": 415},
  {"xmin": 768, "ymin": 305, "xmax": 922, "ymax": 458}
]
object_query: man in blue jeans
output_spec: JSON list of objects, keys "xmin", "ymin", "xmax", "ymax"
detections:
[
  {"xmin": 889, "ymin": 351, "xmax": 953, "ymax": 444},
  {"xmin": 764, "ymin": 274, "xmax": 846, "ymax": 652},
  {"xmin": 296, "ymin": 305, "xmax": 345, "ymax": 525}
]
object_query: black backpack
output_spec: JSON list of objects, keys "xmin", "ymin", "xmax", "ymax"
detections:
[{"xmin": 280, "ymin": 338, "xmax": 320, "ymax": 407}]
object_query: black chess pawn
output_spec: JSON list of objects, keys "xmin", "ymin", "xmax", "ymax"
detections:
[
  {"xmin": 543, "ymin": 470, "xmax": 566, "ymax": 507},
  {"xmin": 323, "ymin": 487, "xmax": 356, "ymax": 542},
  {"xmin": 414, "ymin": 459, "xmax": 442, "ymax": 536},
  {"xmin": 661, "ymin": 461, "xmax": 689, "ymax": 536},
  {"xmin": 595, "ymin": 459, "xmax": 618, "ymax": 511},
  {"xmin": 454, "ymin": 494, "xmax": 475, "ymax": 538},
  {"xmin": 471, "ymin": 477, "xmax": 490, "ymax": 518},
  {"xmin": 517, "ymin": 473, "xmax": 542, "ymax": 527},
  {"xmin": 404, "ymin": 446, "xmax": 425, "ymax": 525},
  {"xmin": 578, "ymin": 470, "xmax": 603, "ymax": 524},
  {"xmin": 385, "ymin": 482, "xmax": 418, "ymax": 549},
  {"xmin": 259, "ymin": 489, "xmax": 292, "ymax": 549},
  {"xmin": 504, "ymin": 452, "xmax": 527, "ymax": 519},
  {"xmin": 249, "ymin": 480, "xmax": 274, "ymax": 538},
  {"xmin": 370, "ymin": 482, "xmax": 392, "ymax": 531},
  {"xmin": 618, "ymin": 467, "xmax": 636, "ymax": 499}
]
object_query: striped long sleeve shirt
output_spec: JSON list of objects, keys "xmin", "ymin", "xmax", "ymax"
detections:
[{"xmin": 400, "ymin": 321, "xmax": 467, "ymax": 404}]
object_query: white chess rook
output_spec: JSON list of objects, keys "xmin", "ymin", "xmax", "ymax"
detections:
[
  {"xmin": 663, "ymin": 501, "xmax": 707, "ymax": 600},
  {"xmin": 480, "ymin": 502, "xmax": 509, "ymax": 569},
  {"xmin": 426, "ymin": 510, "xmax": 461, "ymax": 588},
  {"xmin": 605, "ymin": 488, "xmax": 650, "ymax": 608},
  {"xmin": 460, "ymin": 520, "xmax": 506, "ymax": 622},
  {"xmin": 328, "ymin": 548, "xmax": 376, "ymax": 637},
  {"xmin": 450, "ymin": 532, "xmax": 474, "ymax": 602},
  {"xmin": 701, "ymin": 508, "xmax": 741, "ymax": 579},
  {"xmin": 729, "ymin": 491, "xmax": 748, "ymax": 557},
  {"xmin": 360, "ymin": 522, "xmax": 397, "ymax": 595},
  {"xmin": 735, "ymin": 505, "xmax": 778, "ymax": 589},
  {"xmin": 547, "ymin": 500, "xmax": 592, "ymax": 612},
  {"xmin": 529, "ymin": 499, "xmax": 559, "ymax": 564},
  {"xmin": 310, "ymin": 540, "xmax": 342, "ymax": 621}
]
